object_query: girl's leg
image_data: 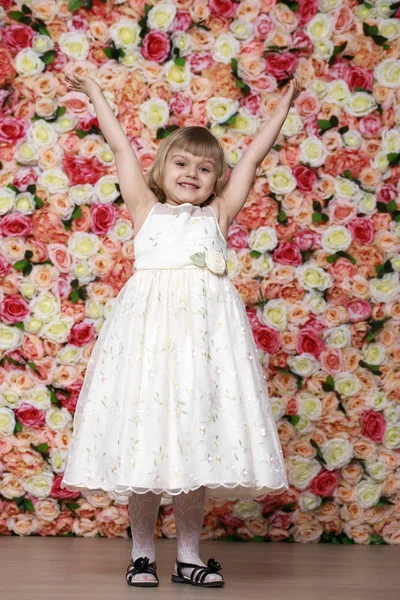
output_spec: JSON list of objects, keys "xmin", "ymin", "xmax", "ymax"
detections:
[
  {"xmin": 172, "ymin": 486, "xmax": 222, "ymax": 583},
  {"xmin": 128, "ymin": 491, "xmax": 161, "ymax": 582}
]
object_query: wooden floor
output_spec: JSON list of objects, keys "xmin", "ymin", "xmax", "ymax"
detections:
[{"xmin": 0, "ymin": 538, "xmax": 398, "ymax": 600}]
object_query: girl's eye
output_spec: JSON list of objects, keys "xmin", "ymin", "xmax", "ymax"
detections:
[{"xmin": 200, "ymin": 167, "xmax": 209, "ymax": 172}]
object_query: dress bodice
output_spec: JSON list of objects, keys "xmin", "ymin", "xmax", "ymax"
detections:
[{"xmin": 134, "ymin": 202, "xmax": 228, "ymax": 271}]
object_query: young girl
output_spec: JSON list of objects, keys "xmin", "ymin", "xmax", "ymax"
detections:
[{"xmin": 61, "ymin": 72, "xmax": 300, "ymax": 588}]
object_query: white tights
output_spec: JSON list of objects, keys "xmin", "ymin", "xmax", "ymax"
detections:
[{"xmin": 127, "ymin": 487, "xmax": 222, "ymax": 583}]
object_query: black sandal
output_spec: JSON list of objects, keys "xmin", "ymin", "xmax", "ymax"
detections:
[
  {"xmin": 126, "ymin": 556, "xmax": 159, "ymax": 587},
  {"xmin": 171, "ymin": 557, "xmax": 225, "ymax": 587}
]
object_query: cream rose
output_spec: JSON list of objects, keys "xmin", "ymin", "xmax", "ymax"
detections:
[
  {"xmin": 345, "ymin": 92, "xmax": 377, "ymax": 117},
  {"xmin": 41, "ymin": 318, "xmax": 74, "ymax": 343},
  {"xmin": 375, "ymin": 59, "xmax": 400, "ymax": 89},
  {"xmin": 228, "ymin": 110, "xmax": 259, "ymax": 135},
  {"xmin": 0, "ymin": 324, "xmax": 23, "ymax": 351},
  {"xmin": 288, "ymin": 456, "xmax": 321, "ymax": 490},
  {"xmin": 38, "ymin": 167, "xmax": 69, "ymax": 194},
  {"xmin": 226, "ymin": 249, "xmax": 241, "ymax": 278},
  {"xmin": 369, "ymin": 274, "xmax": 400, "ymax": 303},
  {"xmin": 321, "ymin": 225, "xmax": 352, "ymax": 253},
  {"xmin": 24, "ymin": 472, "xmax": 54, "ymax": 499},
  {"xmin": 383, "ymin": 425, "xmax": 400, "ymax": 449},
  {"xmin": 297, "ymin": 393, "xmax": 323, "ymax": 421},
  {"xmin": 326, "ymin": 79, "xmax": 351, "ymax": 106},
  {"xmin": 288, "ymin": 353, "xmax": 320, "ymax": 377},
  {"xmin": 0, "ymin": 187, "xmax": 16, "ymax": 215},
  {"xmin": 15, "ymin": 48, "xmax": 45, "ymax": 77},
  {"xmin": 364, "ymin": 461, "xmax": 387, "ymax": 482},
  {"xmin": 58, "ymin": 32, "xmax": 90, "ymax": 61},
  {"xmin": 281, "ymin": 108, "xmax": 304, "ymax": 137},
  {"xmin": 259, "ymin": 299, "xmax": 288, "ymax": 331},
  {"xmin": 15, "ymin": 192, "xmax": 36, "ymax": 215},
  {"xmin": 26, "ymin": 387, "xmax": 52, "ymax": 410},
  {"xmin": 270, "ymin": 396, "xmax": 285, "ymax": 421},
  {"xmin": 299, "ymin": 136, "xmax": 327, "ymax": 167},
  {"xmin": 322, "ymin": 438, "xmax": 353, "ymax": 469},
  {"xmin": 324, "ymin": 325, "xmax": 352, "ymax": 348},
  {"xmin": 299, "ymin": 491, "xmax": 322, "ymax": 512},
  {"xmin": 304, "ymin": 292, "xmax": 327, "ymax": 314},
  {"xmin": 248, "ymin": 226, "xmax": 278, "ymax": 252},
  {"xmin": 16, "ymin": 141, "xmax": 40, "ymax": 165},
  {"xmin": 0, "ymin": 407, "xmax": 16, "ymax": 436},
  {"xmin": 147, "ymin": 1, "xmax": 176, "ymax": 31},
  {"xmin": 206, "ymin": 97, "xmax": 239, "ymax": 125},
  {"xmin": 211, "ymin": 32, "xmax": 240, "ymax": 64},
  {"xmin": 356, "ymin": 480, "xmax": 382, "ymax": 508},
  {"xmin": 30, "ymin": 291, "xmax": 60, "ymax": 321},
  {"xmin": 267, "ymin": 166, "xmax": 297, "ymax": 194},
  {"xmin": 363, "ymin": 343, "xmax": 386, "ymax": 365},
  {"xmin": 139, "ymin": 98, "xmax": 170, "ymax": 130},
  {"xmin": 53, "ymin": 113, "xmax": 79, "ymax": 134},
  {"xmin": 108, "ymin": 219, "xmax": 134, "ymax": 242},
  {"xmin": 205, "ymin": 250, "xmax": 226, "ymax": 274},
  {"xmin": 305, "ymin": 13, "xmax": 333, "ymax": 41},
  {"xmin": 109, "ymin": 18, "xmax": 141, "ymax": 49},
  {"xmin": 46, "ymin": 407, "xmax": 73, "ymax": 432},
  {"xmin": 164, "ymin": 60, "xmax": 192, "ymax": 92},
  {"xmin": 297, "ymin": 263, "xmax": 333, "ymax": 292},
  {"xmin": 94, "ymin": 175, "xmax": 120, "ymax": 204},
  {"xmin": 68, "ymin": 232, "xmax": 102, "ymax": 260},
  {"xmin": 334, "ymin": 372, "xmax": 362, "ymax": 396}
]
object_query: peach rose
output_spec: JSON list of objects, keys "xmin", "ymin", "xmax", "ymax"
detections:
[
  {"xmin": 7, "ymin": 513, "xmax": 39, "ymax": 536},
  {"xmin": 340, "ymin": 502, "xmax": 364, "ymax": 524},
  {"xmin": 72, "ymin": 518, "xmax": 99, "ymax": 537},
  {"xmin": 32, "ymin": 73, "xmax": 58, "ymax": 97},
  {"xmin": 293, "ymin": 520, "xmax": 323, "ymax": 543},
  {"xmin": 39, "ymin": 147, "xmax": 63, "ymax": 170},
  {"xmin": 353, "ymin": 438, "xmax": 377, "ymax": 460},
  {"xmin": 382, "ymin": 521, "xmax": 400, "ymax": 545},
  {"xmin": 347, "ymin": 524, "xmax": 373, "ymax": 544},
  {"xmin": 335, "ymin": 482, "xmax": 357, "ymax": 503},
  {"xmin": 35, "ymin": 498, "xmax": 61, "ymax": 522}
]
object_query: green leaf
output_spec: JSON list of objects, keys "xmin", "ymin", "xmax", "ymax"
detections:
[
  {"xmin": 24, "ymin": 499, "xmax": 35, "ymax": 511},
  {"xmin": 66, "ymin": 502, "xmax": 81, "ymax": 511},
  {"xmin": 358, "ymin": 360, "xmax": 382, "ymax": 376},
  {"xmin": 13, "ymin": 259, "xmax": 29, "ymax": 271},
  {"xmin": 317, "ymin": 119, "xmax": 332, "ymax": 130},
  {"xmin": 312, "ymin": 212, "xmax": 329, "ymax": 223},
  {"xmin": 7, "ymin": 11, "xmax": 24, "ymax": 21},
  {"xmin": 41, "ymin": 50, "xmax": 57, "ymax": 65},
  {"xmin": 68, "ymin": 0, "xmax": 82, "ymax": 10},
  {"xmin": 287, "ymin": 415, "xmax": 300, "ymax": 425},
  {"xmin": 50, "ymin": 389, "xmax": 62, "ymax": 408},
  {"xmin": 34, "ymin": 195, "xmax": 44, "ymax": 209},
  {"xmin": 103, "ymin": 47, "xmax": 114, "ymax": 59},
  {"xmin": 277, "ymin": 210, "xmax": 288, "ymax": 223},
  {"xmin": 27, "ymin": 184, "xmax": 36, "ymax": 194},
  {"xmin": 13, "ymin": 322, "xmax": 25, "ymax": 331},
  {"xmin": 339, "ymin": 126, "xmax": 349, "ymax": 134},
  {"xmin": 386, "ymin": 200, "xmax": 398, "ymax": 212},
  {"xmin": 37, "ymin": 23, "xmax": 51, "ymax": 37},
  {"xmin": 189, "ymin": 252, "xmax": 206, "ymax": 267},
  {"xmin": 22, "ymin": 4, "xmax": 32, "ymax": 14},
  {"xmin": 231, "ymin": 58, "xmax": 238, "ymax": 75},
  {"xmin": 375, "ymin": 496, "xmax": 394, "ymax": 506},
  {"xmin": 14, "ymin": 420, "xmax": 22, "ymax": 434},
  {"xmin": 387, "ymin": 152, "xmax": 400, "ymax": 165},
  {"xmin": 83, "ymin": 0, "xmax": 93, "ymax": 9},
  {"xmin": 7, "ymin": 183, "xmax": 19, "ymax": 193},
  {"xmin": 70, "ymin": 289, "xmax": 80, "ymax": 303},
  {"xmin": 250, "ymin": 251, "xmax": 261, "ymax": 258},
  {"xmin": 370, "ymin": 533, "xmax": 386, "ymax": 545},
  {"xmin": 27, "ymin": 361, "xmax": 39, "ymax": 373},
  {"xmin": 174, "ymin": 56, "xmax": 185, "ymax": 67},
  {"xmin": 327, "ymin": 375, "xmax": 335, "ymax": 388},
  {"xmin": 71, "ymin": 206, "xmax": 82, "ymax": 220},
  {"xmin": 281, "ymin": 502, "xmax": 297, "ymax": 513}
]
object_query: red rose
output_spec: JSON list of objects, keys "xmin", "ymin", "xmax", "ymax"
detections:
[
  {"xmin": 297, "ymin": 0, "xmax": 319, "ymax": 26},
  {"xmin": 78, "ymin": 114, "xmax": 100, "ymax": 132},
  {"xmin": 292, "ymin": 165, "xmax": 317, "ymax": 193},
  {"xmin": 13, "ymin": 167, "xmax": 38, "ymax": 191},
  {"xmin": 68, "ymin": 322, "xmax": 96, "ymax": 347},
  {"xmin": 362, "ymin": 410, "xmax": 386, "ymax": 444},
  {"xmin": 170, "ymin": 92, "xmax": 193, "ymax": 116},
  {"xmin": 265, "ymin": 52, "xmax": 298, "ymax": 81},
  {"xmin": 0, "ymin": 47, "xmax": 16, "ymax": 88},
  {"xmin": 377, "ymin": 183, "xmax": 397, "ymax": 204},
  {"xmin": 240, "ymin": 93, "xmax": 261, "ymax": 116},
  {"xmin": 270, "ymin": 509, "xmax": 293, "ymax": 530},
  {"xmin": 346, "ymin": 299, "xmax": 371, "ymax": 322},
  {"xmin": 219, "ymin": 514, "xmax": 244, "ymax": 529},
  {"xmin": 3, "ymin": 23, "xmax": 35, "ymax": 54},
  {"xmin": 296, "ymin": 329, "xmax": 325, "ymax": 358},
  {"xmin": 141, "ymin": 30, "xmax": 170, "ymax": 63},
  {"xmin": 0, "ymin": 294, "xmax": 30, "ymax": 324},
  {"xmin": 253, "ymin": 324, "xmax": 281, "ymax": 354},
  {"xmin": 61, "ymin": 380, "xmax": 83, "ymax": 414},
  {"xmin": 15, "ymin": 404, "xmax": 46, "ymax": 429},
  {"xmin": 273, "ymin": 241, "xmax": 302, "ymax": 266},
  {"xmin": 0, "ymin": 213, "xmax": 32, "ymax": 237},
  {"xmin": 209, "ymin": 0, "xmax": 236, "ymax": 18},
  {"xmin": 309, "ymin": 469, "xmax": 340, "ymax": 498},
  {"xmin": 172, "ymin": 11, "xmax": 192, "ymax": 32},
  {"xmin": 291, "ymin": 31, "xmax": 313, "ymax": 56},
  {"xmin": 62, "ymin": 154, "xmax": 107, "ymax": 186},
  {"xmin": 347, "ymin": 218, "xmax": 374, "ymax": 245},
  {"xmin": 344, "ymin": 66, "xmax": 374, "ymax": 92},
  {"xmin": 227, "ymin": 223, "xmax": 249, "ymax": 249},
  {"xmin": 0, "ymin": 256, "xmax": 11, "ymax": 277},
  {"xmin": 294, "ymin": 229, "xmax": 321, "ymax": 251},
  {"xmin": 188, "ymin": 52, "xmax": 213, "ymax": 74},
  {"xmin": 51, "ymin": 475, "xmax": 81, "ymax": 500},
  {"xmin": 0, "ymin": 116, "xmax": 29, "ymax": 143},
  {"xmin": 90, "ymin": 203, "xmax": 118, "ymax": 235}
]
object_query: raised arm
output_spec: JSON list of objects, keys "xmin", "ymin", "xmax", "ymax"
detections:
[
  {"xmin": 218, "ymin": 79, "xmax": 300, "ymax": 225},
  {"xmin": 64, "ymin": 73, "xmax": 156, "ymax": 218}
]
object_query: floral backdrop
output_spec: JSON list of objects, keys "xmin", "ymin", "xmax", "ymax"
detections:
[{"xmin": 0, "ymin": 0, "xmax": 400, "ymax": 545}]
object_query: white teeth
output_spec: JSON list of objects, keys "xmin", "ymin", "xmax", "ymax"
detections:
[{"xmin": 180, "ymin": 183, "xmax": 197, "ymax": 189}]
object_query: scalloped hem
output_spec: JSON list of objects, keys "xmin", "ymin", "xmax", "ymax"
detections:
[{"xmin": 61, "ymin": 479, "xmax": 289, "ymax": 500}]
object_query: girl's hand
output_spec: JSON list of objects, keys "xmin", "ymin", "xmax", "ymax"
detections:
[
  {"xmin": 283, "ymin": 78, "xmax": 301, "ymax": 105},
  {"xmin": 65, "ymin": 72, "xmax": 101, "ymax": 99}
]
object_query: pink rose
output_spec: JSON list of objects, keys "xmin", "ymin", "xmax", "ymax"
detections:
[
  {"xmin": 0, "ymin": 256, "xmax": 11, "ymax": 277},
  {"xmin": 346, "ymin": 299, "xmax": 371, "ymax": 322},
  {"xmin": 62, "ymin": 155, "xmax": 107, "ymax": 186},
  {"xmin": 347, "ymin": 218, "xmax": 374, "ymax": 245},
  {"xmin": 52, "ymin": 476, "xmax": 81, "ymax": 500},
  {"xmin": 328, "ymin": 258, "xmax": 356, "ymax": 283},
  {"xmin": 13, "ymin": 167, "xmax": 38, "ymax": 191},
  {"xmin": 253, "ymin": 324, "xmax": 281, "ymax": 354},
  {"xmin": 292, "ymin": 165, "xmax": 317, "ymax": 193},
  {"xmin": 270, "ymin": 510, "xmax": 293, "ymax": 530},
  {"xmin": 253, "ymin": 15, "xmax": 274, "ymax": 39},
  {"xmin": 90, "ymin": 203, "xmax": 118, "ymax": 235},
  {"xmin": 172, "ymin": 11, "xmax": 192, "ymax": 32},
  {"xmin": 0, "ymin": 213, "xmax": 32, "ymax": 237},
  {"xmin": 303, "ymin": 316, "xmax": 327, "ymax": 334},
  {"xmin": 273, "ymin": 241, "xmax": 302, "ymax": 266},
  {"xmin": 305, "ymin": 116, "xmax": 321, "ymax": 138},
  {"xmin": 309, "ymin": 469, "xmax": 340, "ymax": 498},
  {"xmin": 319, "ymin": 348, "xmax": 343, "ymax": 374},
  {"xmin": 227, "ymin": 223, "xmax": 249, "ymax": 249},
  {"xmin": 219, "ymin": 514, "xmax": 244, "ymax": 529},
  {"xmin": 78, "ymin": 114, "xmax": 100, "ymax": 132},
  {"xmin": 294, "ymin": 229, "xmax": 321, "ymax": 252},
  {"xmin": 362, "ymin": 410, "xmax": 386, "ymax": 444},
  {"xmin": 141, "ymin": 30, "xmax": 170, "ymax": 63},
  {"xmin": 345, "ymin": 66, "xmax": 374, "ymax": 92},
  {"xmin": 328, "ymin": 57, "xmax": 350, "ymax": 81},
  {"xmin": 47, "ymin": 50, "xmax": 68, "ymax": 73},
  {"xmin": 0, "ymin": 294, "xmax": 30, "ymax": 324},
  {"xmin": 297, "ymin": 0, "xmax": 319, "ymax": 26},
  {"xmin": 328, "ymin": 200, "xmax": 357, "ymax": 225},
  {"xmin": 265, "ymin": 52, "xmax": 298, "ymax": 81},
  {"xmin": 68, "ymin": 15, "xmax": 89, "ymax": 31},
  {"xmin": 377, "ymin": 183, "xmax": 397, "ymax": 204},
  {"xmin": 296, "ymin": 329, "xmax": 325, "ymax": 358},
  {"xmin": 188, "ymin": 52, "xmax": 214, "ymax": 74},
  {"xmin": 0, "ymin": 116, "xmax": 29, "ymax": 143},
  {"xmin": 246, "ymin": 307, "xmax": 260, "ymax": 328},
  {"xmin": 359, "ymin": 114, "xmax": 382, "ymax": 138},
  {"xmin": 60, "ymin": 380, "xmax": 83, "ymax": 414},
  {"xmin": 291, "ymin": 31, "xmax": 313, "ymax": 56},
  {"xmin": 47, "ymin": 243, "xmax": 72, "ymax": 274},
  {"xmin": 170, "ymin": 93, "xmax": 193, "ymax": 116},
  {"xmin": 295, "ymin": 92, "xmax": 320, "ymax": 120},
  {"xmin": 209, "ymin": 0, "xmax": 236, "ymax": 19},
  {"xmin": 50, "ymin": 276, "xmax": 72, "ymax": 300},
  {"xmin": 68, "ymin": 322, "xmax": 96, "ymax": 347},
  {"xmin": 334, "ymin": 6, "xmax": 354, "ymax": 34},
  {"xmin": 2, "ymin": 23, "xmax": 35, "ymax": 54},
  {"xmin": 239, "ymin": 93, "xmax": 261, "ymax": 116},
  {"xmin": 15, "ymin": 404, "xmax": 46, "ymax": 429},
  {"xmin": 248, "ymin": 74, "xmax": 277, "ymax": 94}
]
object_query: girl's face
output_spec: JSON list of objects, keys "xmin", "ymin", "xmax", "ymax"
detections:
[{"xmin": 163, "ymin": 150, "xmax": 217, "ymax": 205}]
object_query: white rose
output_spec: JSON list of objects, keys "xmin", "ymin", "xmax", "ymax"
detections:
[
  {"xmin": 324, "ymin": 325, "xmax": 351, "ymax": 348},
  {"xmin": 313, "ymin": 39, "xmax": 334, "ymax": 61},
  {"xmin": 206, "ymin": 97, "xmax": 240, "ymax": 125},
  {"xmin": 259, "ymin": 299, "xmax": 288, "ymax": 331},
  {"xmin": 109, "ymin": 18, "xmax": 141, "ymax": 49},
  {"xmin": 368, "ymin": 392, "xmax": 388, "ymax": 411},
  {"xmin": 369, "ymin": 273, "xmax": 400, "ymax": 303},
  {"xmin": 0, "ymin": 407, "xmax": 16, "ymax": 436},
  {"xmin": 373, "ymin": 151, "xmax": 390, "ymax": 173},
  {"xmin": 383, "ymin": 425, "xmax": 400, "ymax": 449},
  {"xmin": 297, "ymin": 262, "xmax": 332, "ymax": 291},
  {"xmin": 164, "ymin": 59, "xmax": 192, "ymax": 91},
  {"xmin": 30, "ymin": 291, "xmax": 60, "ymax": 321},
  {"xmin": 343, "ymin": 130, "xmax": 363, "ymax": 150},
  {"xmin": 321, "ymin": 225, "xmax": 352, "ymax": 253},
  {"xmin": 267, "ymin": 166, "xmax": 297, "ymax": 194},
  {"xmin": 73, "ymin": 261, "xmax": 95, "ymax": 284},
  {"xmin": 121, "ymin": 48, "xmax": 143, "ymax": 70},
  {"xmin": 0, "ymin": 187, "xmax": 16, "ymax": 215},
  {"xmin": 335, "ymin": 176, "xmax": 362, "ymax": 201},
  {"xmin": 357, "ymin": 192, "xmax": 376, "ymax": 215},
  {"xmin": 171, "ymin": 32, "xmax": 193, "ymax": 57},
  {"xmin": 232, "ymin": 499, "xmax": 261, "ymax": 520},
  {"xmin": 305, "ymin": 13, "xmax": 333, "ymax": 41},
  {"xmin": 24, "ymin": 472, "xmax": 54, "ymax": 499},
  {"xmin": 69, "ymin": 183, "xmax": 94, "ymax": 205},
  {"xmin": 30, "ymin": 120, "xmax": 58, "ymax": 148},
  {"xmin": 288, "ymin": 353, "xmax": 320, "ymax": 377},
  {"xmin": 288, "ymin": 456, "xmax": 321, "ymax": 490},
  {"xmin": 211, "ymin": 32, "xmax": 240, "ymax": 64},
  {"xmin": 32, "ymin": 34, "xmax": 55, "ymax": 55},
  {"xmin": 58, "ymin": 345, "xmax": 83, "ymax": 364},
  {"xmin": 326, "ymin": 79, "xmax": 351, "ymax": 106},
  {"xmin": 41, "ymin": 318, "xmax": 74, "ymax": 343},
  {"xmin": 26, "ymin": 387, "xmax": 52, "ymax": 410},
  {"xmin": 228, "ymin": 110, "xmax": 259, "ymax": 135},
  {"xmin": 25, "ymin": 316, "xmax": 44, "ymax": 334},
  {"xmin": 14, "ymin": 192, "xmax": 36, "ymax": 215},
  {"xmin": 345, "ymin": 92, "xmax": 377, "ymax": 117},
  {"xmin": 49, "ymin": 449, "xmax": 68, "ymax": 474},
  {"xmin": 295, "ymin": 416, "xmax": 314, "ymax": 435},
  {"xmin": 94, "ymin": 175, "xmax": 120, "ymax": 203},
  {"xmin": 226, "ymin": 249, "xmax": 241, "ymax": 278},
  {"xmin": 299, "ymin": 136, "xmax": 327, "ymax": 167},
  {"xmin": 139, "ymin": 98, "xmax": 170, "ymax": 130},
  {"xmin": 297, "ymin": 393, "xmax": 323, "ymax": 421},
  {"xmin": 364, "ymin": 461, "xmax": 387, "ymax": 482},
  {"xmin": 304, "ymin": 292, "xmax": 326, "ymax": 314},
  {"xmin": 225, "ymin": 147, "xmax": 243, "ymax": 168},
  {"xmin": 230, "ymin": 19, "xmax": 254, "ymax": 41},
  {"xmin": 46, "ymin": 407, "xmax": 72, "ymax": 432},
  {"xmin": 334, "ymin": 372, "xmax": 361, "ymax": 397},
  {"xmin": 281, "ymin": 108, "xmax": 304, "ymax": 137},
  {"xmin": 253, "ymin": 253, "xmax": 273, "ymax": 277},
  {"xmin": 0, "ymin": 324, "xmax": 23, "ymax": 351},
  {"xmin": 248, "ymin": 226, "xmax": 278, "ymax": 252},
  {"xmin": 381, "ymin": 127, "xmax": 400, "ymax": 154},
  {"xmin": 374, "ymin": 59, "xmax": 400, "ymax": 89},
  {"xmin": 147, "ymin": 1, "xmax": 176, "ymax": 31},
  {"xmin": 58, "ymin": 32, "xmax": 90, "ymax": 61},
  {"xmin": 319, "ymin": 0, "xmax": 343, "ymax": 12},
  {"xmin": 298, "ymin": 491, "xmax": 322, "ymax": 512},
  {"xmin": 97, "ymin": 144, "xmax": 115, "ymax": 167},
  {"xmin": 356, "ymin": 480, "xmax": 382, "ymax": 508},
  {"xmin": 16, "ymin": 141, "xmax": 40, "ymax": 165},
  {"xmin": 270, "ymin": 396, "xmax": 285, "ymax": 421},
  {"xmin": 0, "ymin": 389, "xmax": 23, "ymax": 410},
  {"xmin": 53, "ymin": 113, "xmax": 79, "ymax": 134},
  {"xmin": 68, "ymin": 232, "xmax": 102, "ymax": 260},
  {"xmin": 321, "ymin": 438, "xmax": 353, "ymax": 469},
  {"xmin": 85, "ymin": 300, "xmax": 104, "ymax": 320},
  {"xmin": 15, "ymin": 48, "xmax": 44, "ymax": 77},
  {"xmin": 205, "ymin": 250, "xmax": 226, "ymax": 274},
  {"xmin": 379, "ymin": 19, "xmax": 400, "ymax": 41},
  {"xmin": 363, "ymin": 343, "xmax": 386, "ymax": 365},
  {"xmin": 108, "ymin": 219, "xmax": 134, "ymax": 242},
  {"xmin": 38, "ymin": 167, "xmax": 69, "ymax": 194}
]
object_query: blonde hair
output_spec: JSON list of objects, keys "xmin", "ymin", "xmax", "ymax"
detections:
[{"xmin": 147, "ymin": 126, "xmax": 227, "ymax": 204}]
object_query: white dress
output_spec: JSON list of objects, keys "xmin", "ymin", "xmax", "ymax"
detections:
[{"xmin": 62, "ymin": 202, "xmax": 289, "ymax": 500}]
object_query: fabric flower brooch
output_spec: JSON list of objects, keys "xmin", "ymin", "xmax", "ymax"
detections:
[{"xmin": 190, "ymin": 249, "xmax": 226, "ymax": 275}]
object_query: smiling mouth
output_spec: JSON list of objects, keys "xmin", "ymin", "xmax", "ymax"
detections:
[{"xmin": 179, "ymin": 183, "xmax": 199, "ymax": 189}]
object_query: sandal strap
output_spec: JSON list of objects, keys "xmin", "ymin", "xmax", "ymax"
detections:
[
  {"xmin": 126, "ymin": 557, "xmax": 158, "ymax": 582},
  {"xmin": 176, "ymin": 557, "xmax": 222, "ymax": 584}
]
